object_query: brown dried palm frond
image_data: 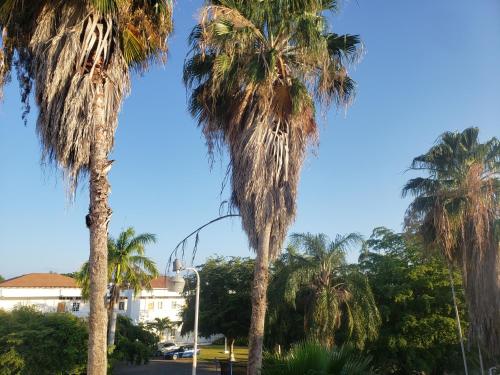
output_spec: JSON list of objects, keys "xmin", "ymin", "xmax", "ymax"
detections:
[
  {"xmin": 0, "ymin": 0, "xmax": 172, "ymax": 190},
  {"xmin": 30, "ymin": 3, "xmax": 130, "ymax": 189},
  {"xmin": 403, "ymin": 127, "xmax": 500, "ymax": 357},
  {"xmin": 184, "ymin": 0, "xmax": 361, "ymax": 259}
]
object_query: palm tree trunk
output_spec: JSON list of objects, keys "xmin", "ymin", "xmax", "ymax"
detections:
[
  {"xmin": 107, "ymin": 285, "xmax": 120, "ymax": 348},
  {"xmin": 247, "ymin": 223, "xmax": 272, "ymax": 375},
  {"xmin": 87, "ymin": 79, "xmax": 111, "ymax": 375},
  {"xmin": 107, "ymin": 301, "xmax": 118, "ymax": 347}
]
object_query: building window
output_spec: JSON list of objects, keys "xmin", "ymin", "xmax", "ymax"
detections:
[
  {"xmin": 72, "ymin": 302, "xmax": 80, "ymax": 312},
  {"xmin": 118, "ymin": 301, "xmax": 125, "ymax": 311},
  {"xmin": 147, "ymin": 302, "xmax": 154, "ymax": 311},
  {"xmin": 158, "ymin": 301, "xmax": 163, "ymax": 309}
]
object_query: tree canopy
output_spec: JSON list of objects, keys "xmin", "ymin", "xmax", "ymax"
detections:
[
  {"xmin": 0, "ymin": 307, "xmax": 88, "ymax": 375},
  {"xmin": 360, "ymin": 227, "xmax": 470, "ymax": 374},
  {"xmin": 182, "ymin": 256, "xmax": 254, "ymax": 345}
]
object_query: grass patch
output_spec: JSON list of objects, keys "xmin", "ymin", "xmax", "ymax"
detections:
[{"xmin": 198, "ymin": 345, "xmax": 248, "ymax": 362}]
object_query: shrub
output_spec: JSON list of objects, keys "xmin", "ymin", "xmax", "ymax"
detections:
[
  {"xmin": 111, "ymin": 315, "xmax": 158, "ymax": 365},
  {"xmin": 0, "ymin": 307, "xmax": 87, "ymax": 375},
  {"xmin": 262, "ymin": 341, "xmax": 372, "ymax": 375}
]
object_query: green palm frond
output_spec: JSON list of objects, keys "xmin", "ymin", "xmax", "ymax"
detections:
[
  {"xmin": 184, "ymin": 0, "xmax": 361, "ymax": 258},
  {"xmin": 280, "ymin": 232, "xmax": 379, "ymax": 348},
  {"xmin": 404, "ymin": 127, "xmax": 500, "ymax": 356},
  {"xmin": 262, "ymin": 341, "xmax": 372, "ymax": 375},
  {"xmin": 78, "ymin": 226, "xmax": 158, "ymax": 302}
]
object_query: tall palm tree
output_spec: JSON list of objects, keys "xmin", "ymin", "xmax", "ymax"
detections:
[
  {"xmin": 282, "ymin": 233, "xmax": 380, "ymax": 348},
  {"xmin": 183, "ymin": 2, "xmax": 360, "ymax": 372},
  {"xmin": 0, "ymin": 1, "xmax": 172, "ymax": 372},
  {"xmin": 78, "ymin": 227, "xmax": 158, "ymax": 347},
  {"xmin": 403, "ymin": 127, "xmax": 500, "ymax": 358}
]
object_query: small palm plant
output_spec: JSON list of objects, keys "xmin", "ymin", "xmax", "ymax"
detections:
[
  {"xmin": 78, "ymin": 227, "xmax": 159, "ymax": 347},
  {"xmin": 1, "ymin": 1, "xmax": 172, "ymax": 372},
  {"xmin": 184, "ymin": 2, "xmax": 361, "ymax": 372},
  {"xmin": 283, "ymin": 233, "xmax": 380, "ymax": 348},
  {"xmin": 146, "ymin": 317, "xmax": 175, "ymax": 341},
  {"xmin": 403, "ymin": 127, "xmax": 500, "ymax": 358},
  {"xmin": 262, "ymin": 341, "xmax": 372, "ymax": 375}
]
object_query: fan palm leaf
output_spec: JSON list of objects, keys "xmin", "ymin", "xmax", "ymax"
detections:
[
  {"xmin": 184, "ymin": 2, "xmax": 360, "ymax": 372},
  {"xmin": 403, "ymin": 127, "xmax": 500, "ymax": 357},
  {"xmin": 1, "ymin": 1, "xmax": 172, "ymax": 372}
]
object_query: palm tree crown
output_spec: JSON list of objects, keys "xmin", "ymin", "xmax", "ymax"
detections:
[
  {"xmin": 402, "ymin": 127, "xmax": 500, "ymax": 357},
  {"xmin": 78, "ymin": 227, "xmax": 158, "ymax": 347},
  {"xmin": 78, "ymin": 227, "xmax": 159, "ymax": 300},
  {"xmin": 184, "ymin": 0, "xmax": 361, "ymax": 257},
  {"xmin": 283, "ymin": 233, "xmax": 380, "ymax": 348},
  {"xmin": 0, "ymin": 0, "xmax": 172, "ymax": 188}
]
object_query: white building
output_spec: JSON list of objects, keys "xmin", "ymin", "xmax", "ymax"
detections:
[{"xmin": 0, "ymin": 273, "xmax": 185, "ymax": 340}]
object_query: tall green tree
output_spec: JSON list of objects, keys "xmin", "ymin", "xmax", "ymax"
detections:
[
  {"xmin": 402, "ymin": 128, "xmax": 500, "ymax": 358},
  {"xmin": 77, "ymin": 227, "xmax": 158, "ymax": 348},
  {"xmin": 0, "ymin": 1, "xmax": 172, "ymax": 372},
  {"xmin": 360, "ymin": 227, "xmax": 469, "ymax": 374},
  {"xmin": 183, "ymin": 2, "xmax": 360, "ymax": 372},
  {"xmin": 279, "ymin": 233, "xmax": 380, "ymax": 349},
  {"xmin": 182, "ymin": 256, "xmax": 254, "ymax": 361}
]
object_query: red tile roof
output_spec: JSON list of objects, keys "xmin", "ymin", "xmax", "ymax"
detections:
[
  {"xmin": 0, "ymin": 274, "xmax": 175, "ymax": 290},
  {"xmin": 0, "ymin": 273, "xmax": 78, "ymax": 288},
  {"xmin": 150, "ymin": 276, "xmax": 174, "ymax": 289}
]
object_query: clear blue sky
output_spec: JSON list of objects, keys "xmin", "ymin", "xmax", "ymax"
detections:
[{"xmin": 1, "ymin": 0, "xmax": 499, "ymax": 279}]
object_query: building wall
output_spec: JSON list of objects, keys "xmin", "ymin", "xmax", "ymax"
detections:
[
  {"xmin": 0, "ymin": 286, "xmax": 184, "ymax": 326},
  {"xmin": 0, "ymin": 285, "xmax": 218, "ymax": 345},
  {"xmin": 0, "ymin": 287, "xmax": 90, "ymax": 318}
]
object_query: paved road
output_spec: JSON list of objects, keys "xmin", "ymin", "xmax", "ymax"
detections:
[{"xmin": 114, "ymin": 359, "xmax": 219, "ymax": 375}]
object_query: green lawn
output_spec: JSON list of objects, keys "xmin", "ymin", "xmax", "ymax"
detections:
[{"xmin": 198, "ymin": 345, "xmax": 248, "ymax": 362}]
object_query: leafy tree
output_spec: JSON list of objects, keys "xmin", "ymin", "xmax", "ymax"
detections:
[
  {"xmin": 0, "ymin": 307, "xmax": 88, "ymax": 375},
  {"xmin": 182, "ymin": 256, "xmax": 254, "ymax": 360},
  {"xmin": 77, "ymin": 227, "xmax": 158, "ymax": 347},
  {"xmin": 402, "ymin": 127, "xmax": 500, "ymax": 358},
  {"xmin": 262, "ymin": 341, "xmax": 372, "ymax": 375},
  {"xmin": 276, "ymin": 233, "xmax": 380, "ymax": 349},
  {"xmin": 183, "ymin": 1, "xmax": 361, "ymax": 371},
  {"xmin": 0, "ymin": 2, "xmax": 172, "ymax": 372},
  {"xmin": 0, "ymin": 275, "xmax": 4, "ymax": 282},
  {"xmin": 111, "ymin": 315, "xmax": 158, "ymax": 366},
  {"xmin": 360, "ymin": 227, "xmax": 470, "ymax": 374}
]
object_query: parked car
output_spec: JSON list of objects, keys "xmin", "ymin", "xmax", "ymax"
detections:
[
  {"xmin": 164, "ymin": 345, "xmax": 200, "ymax": 360},
  {"xmin": 156, "ymin": 342, "xmax": 178, "ymax": 356}
]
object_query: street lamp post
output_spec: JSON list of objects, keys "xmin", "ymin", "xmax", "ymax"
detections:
[{"xmin": 173, "ymin": 259, "xmax": 200, "ymax": 375}]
